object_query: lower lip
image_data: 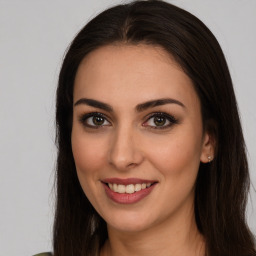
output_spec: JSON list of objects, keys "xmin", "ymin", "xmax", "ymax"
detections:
[{"xmin": 102, "ymin": 183, "xmax": 157, "ymax": 204}]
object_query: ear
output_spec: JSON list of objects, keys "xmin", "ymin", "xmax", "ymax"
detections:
[{"xmin": 200, "ymin": 132, "xmax": 215, "ymax": 163}]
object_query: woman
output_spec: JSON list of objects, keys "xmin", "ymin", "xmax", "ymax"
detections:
[{"xmin": 36, "ymin": 0, "xmax": 256, "ymax": 255}]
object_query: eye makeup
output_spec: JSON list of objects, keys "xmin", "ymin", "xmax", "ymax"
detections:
[
  {"xmin": 78, "ymin": 112, "xmax": 111, "ymax": 129},
  {"xmin": 78, "ymin": 111, "xmax": 179, "ymax": 130},
  {"xmin": 142, "ymin": 112, "xmax": 179, "ymax": 130}
]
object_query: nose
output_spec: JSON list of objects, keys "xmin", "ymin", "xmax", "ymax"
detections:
[{"xmin": 108, "ymin": 125, "xmax": 144, "ymax": 171}]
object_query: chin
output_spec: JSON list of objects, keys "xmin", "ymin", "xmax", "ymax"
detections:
[
  {"xmin": 108, "ymin": 221, "xmax": 150, "ymax": 233},
  {"xmin": 104, "ymin": 210, "xmax": 158, "ymax": 233}
]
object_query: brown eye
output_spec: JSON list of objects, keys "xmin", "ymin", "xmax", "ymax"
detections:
[
  {"xmin": 79, "ymin": 113, "xmax": 111, "ymax": 128},
  {"xmin": 153, "ymin": 116, "xmax": 166, "ymax": 126},
  {"xmin": 143, "ymin": 112, "xmax": 178, "ymax": 129},
  {"xmin": 93, "ymin": 116, "xmax": 105, "ymax": 126}
]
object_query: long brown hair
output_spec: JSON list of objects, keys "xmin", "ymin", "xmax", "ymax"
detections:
[{"xmin": 54, "ymin": 1, "xmax": 255, "ymax": 255}]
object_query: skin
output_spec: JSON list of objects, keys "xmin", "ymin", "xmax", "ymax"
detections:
[{"xmin": 71, "ymin": 44, "xmax": 214, "ymax": 256}]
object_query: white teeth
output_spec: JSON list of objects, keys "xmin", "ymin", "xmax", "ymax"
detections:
[
  {"xmin": 126, "ymin": 184, "xmax": 135, "ymax": 194},
  {"xmin": 141, "ymin": 183, "xmax": 146, "ymax": 189},
  {"xmin": 108, "ymin": 182, "xmax": 152, "ymax": 194},
  {"xmin": 117, "ymin": 184, "xmax": 126, "ymax": 193},
  {"xmin": 113, "ymin": 183, "xmax": 118, "ymax": 192},
  {"xmin": 134, "ymin": 184, "xmax": 142, "ymax": 192}
]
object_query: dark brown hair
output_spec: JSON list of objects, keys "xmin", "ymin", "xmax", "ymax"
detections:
[{"xmin": 54, "ymin": 1, "xmax": 256, "ymax": 255}]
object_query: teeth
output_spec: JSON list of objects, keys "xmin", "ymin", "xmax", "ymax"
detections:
[
  {"xmin": 113, "ymin": 183, "xmax": 118, "ymax": 192},
  {"xmin": 141, "ymin": 183, "xmax": 146, "ymax": 189},
  {"xmin": 134, "ymin": 184, "xmax": 142, "ymax": 192},
  {"xmin": 117, "ymin": 184, "xmax": 126, "ymax": 193},
  {"xmin": 108, "ymin": 183, "xmax": 152, "ymax": 194},
  {"xmin": 126, "ymin": 184, "xmax": 134, "ymax": 194}
]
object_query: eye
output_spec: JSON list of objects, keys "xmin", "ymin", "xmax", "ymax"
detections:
[
  {"xmin": 143, "ymin": 112, "xmax": 178, "ymax": 129},
  {"xmin": 79, "ymin": 112, "xmax": 111, "ymax": 128}
]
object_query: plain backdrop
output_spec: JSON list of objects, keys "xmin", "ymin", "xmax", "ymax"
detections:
[{"xmin": 0, "ymin": 0, "xmax": 255, "ymax": 255}]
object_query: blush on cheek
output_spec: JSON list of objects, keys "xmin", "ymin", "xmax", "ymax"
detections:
[
  {"xmin": 73, "ymin": 148, "xmax": 102, "ymax": 174},
  {"xmin": 148, "ymin": 138, "xmax": 201, "ymax": 182},
  {"xmin": 72, "ymin": 130, "xmax": 103, "ymax": 162}
]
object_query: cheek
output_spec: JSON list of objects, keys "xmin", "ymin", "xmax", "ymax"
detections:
[
  {"xmin": 71, "ymin": 130, "xmax": 107, "ymax": 174},
  {"xmin": 143, "ymin": 129, "xmax": 202, "ymax": 215},
  {"xmin": 71, "ymin": 128, "xmax": 110, "ymax": 203},
  {"xmin": 144, "ymin": 126, "xmax": 203, "ymax": 179},
  {"xmin": 71, "ymin": 129, "xmax": 110, "ymax": 212}
]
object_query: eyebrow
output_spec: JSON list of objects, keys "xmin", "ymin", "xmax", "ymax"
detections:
[
  {"xmin": 74, "ymin": 98, "xmax": 113, "ymax": 112},
  {"xmin": 136, "ymin": 98, "xmax": 185, "ymax": 112},
  {"xmin": 74, "ymin": 97, "xmax": 185, "ymax": 112}
]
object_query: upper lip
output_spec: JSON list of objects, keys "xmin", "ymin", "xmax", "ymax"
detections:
[{"xmin": 102, "ymin": 177, "xmax": 158, "ymax": 185}]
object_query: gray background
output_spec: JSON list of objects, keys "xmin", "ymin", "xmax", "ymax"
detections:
[{"xmin": 0, "ymin": 0, "xmax": 255, "ymax": 255}]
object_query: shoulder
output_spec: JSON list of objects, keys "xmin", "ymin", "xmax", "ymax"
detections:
[{"xmin": 33, "ymin": 253, "xmax": 53, "ymax": 256}]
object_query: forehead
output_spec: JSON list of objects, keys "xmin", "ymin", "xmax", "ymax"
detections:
[{"xmin": 73, "ymin": 44, "xmax": 200, "ymax": 111}]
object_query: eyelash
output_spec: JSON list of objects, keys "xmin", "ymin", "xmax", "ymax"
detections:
[
  {"xmin": 79, "ymin": 112, "xmax": 110, "ymax": 129},
  {"xmin": 78, "ymin": 112, "xmax": 178, "ymax": 130},
  {"xmin": 143, "ymin": 112, "xmax": 178, "ymax": 129}
]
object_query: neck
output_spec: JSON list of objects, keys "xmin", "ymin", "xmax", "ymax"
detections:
[{"xmin": 101, "ymin": 203, "xmax": 205, "ymax": 256}]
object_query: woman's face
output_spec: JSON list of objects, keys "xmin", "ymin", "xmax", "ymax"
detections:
[{"xmin": 72, "ymin": 44, "xmax": 212, "ymax": 233}]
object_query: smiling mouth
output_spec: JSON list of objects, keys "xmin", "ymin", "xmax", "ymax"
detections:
[
  {"xmin": 107, "ymin": 182, "xmax": 153, "ymax": 194},
  {"xmin": 102, "ymin": 178, "xmax": 158, "ymax": 204}
]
